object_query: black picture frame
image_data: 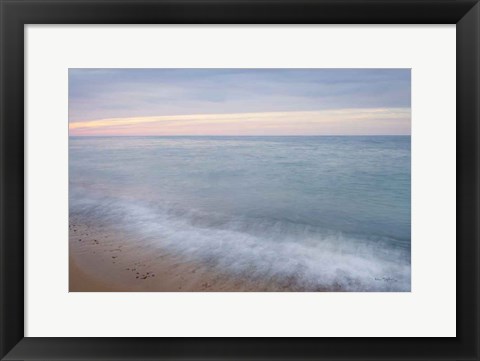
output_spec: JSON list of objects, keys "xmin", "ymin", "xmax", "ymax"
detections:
[{"xmin": 1, "ymin": 0, "xmax": 478, "ymax": 360}]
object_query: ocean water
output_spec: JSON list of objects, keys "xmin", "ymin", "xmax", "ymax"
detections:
[{"xmin": 69, "ymin": 136, "xmax": 411, "ymax": 291}]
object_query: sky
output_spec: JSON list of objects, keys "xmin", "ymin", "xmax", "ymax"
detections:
[{"xmin": 69, "ymin": 69, "xmax": 411, "ymax": 136}]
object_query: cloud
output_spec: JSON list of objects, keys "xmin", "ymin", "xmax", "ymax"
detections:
[
  {"xmin": 69, "ymin": 69, "xmax": 411, "ymax": 122},
  {"xmin": 69, "ymin": 108, "xmax": 410, "ymax": 136}
]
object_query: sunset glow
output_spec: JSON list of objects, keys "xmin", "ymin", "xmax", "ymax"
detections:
[{"xmin": 69, "ymin": 108, "xmax": 410, "ymax": 136}]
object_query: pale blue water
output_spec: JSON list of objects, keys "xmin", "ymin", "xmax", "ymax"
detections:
[{"xmin": 69, "ymin": 136, "xmax": 411, "ymax": 291}]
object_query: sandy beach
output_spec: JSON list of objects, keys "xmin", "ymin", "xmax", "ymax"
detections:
[
  {"xmin": 69, "ymin": 255, "xmax": 121, "ymax": 292},
  {"xmin": 69, "ymin": 215, "xmax": 305, "ymax": 292}
]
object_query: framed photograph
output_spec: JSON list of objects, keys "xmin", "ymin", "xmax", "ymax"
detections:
[
  {"xmin": 68, "ymin": 68, "xmax": 412, "ymax": 293},
  {"xmin": 0, "ymin": 0, "xmax": 478, "ymax": 360}
]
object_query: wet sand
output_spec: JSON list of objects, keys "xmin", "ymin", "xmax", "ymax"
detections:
[
  {"xmin": 69, "ymin": 215, "xmax": 304, "ymax": 292},
  {"xmin": 69, "ymin": 255, "xmax": 122, "ymax": 292}
]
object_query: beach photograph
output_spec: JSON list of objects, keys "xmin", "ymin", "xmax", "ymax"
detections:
[{"xmin": 69, "ymin": 68, "xmax": 411, "ymax": 292}]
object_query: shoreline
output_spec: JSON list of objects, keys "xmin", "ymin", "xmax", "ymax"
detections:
[
  {"xmin": 69, "ymin": 214, "xmax": 406, "ymax": 292},
  {"xmin": 69, "ymin": 215, "xmax": 302, "ymax": 292}
]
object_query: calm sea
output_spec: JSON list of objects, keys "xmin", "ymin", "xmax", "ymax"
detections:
[{"xmin": 69, "ymin": 136, "xmax": 411, "ymax": 291}]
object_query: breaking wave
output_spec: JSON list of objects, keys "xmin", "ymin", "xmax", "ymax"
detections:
[{"xmin": 70, "ymin": 191, "xmax": 410, "ymax": 292}]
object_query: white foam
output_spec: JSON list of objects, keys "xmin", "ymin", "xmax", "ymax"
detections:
[{"xmin": 70, "ymin": 192, "xmax": 411, "ymax": 291}]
